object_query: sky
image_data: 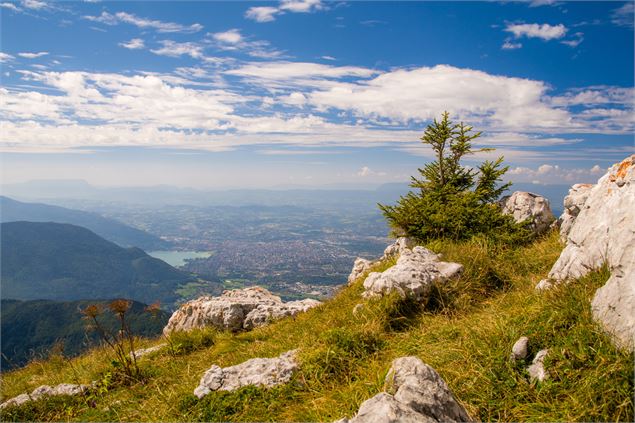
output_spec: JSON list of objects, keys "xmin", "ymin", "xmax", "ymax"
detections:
[{"xmin": 0, "ymin": 0, "xmax": 633, "ymax": 189}]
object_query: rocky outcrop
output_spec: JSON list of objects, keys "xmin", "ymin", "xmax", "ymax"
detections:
[
  {"xmin": 558, "ymin": 183, "xmax": 594, "ymax": 241},
  {"xmin": 0, "ymin": 383, "xmax": 89, "ymax": 409},
  {"xmin": 163, "ymin": 287, "xmax": 320, "ymax": 335},
  {"xmin": 499, "ymin": 191, "xmax": 555, "ymax": 235},
  {"xmin": 194, "ymin": 350, "xmax": 298, "ymax": 398},
  {"xmin": 537, "ymin": 155, "xmax": 635, "ymax": 351},
  {"xmin": 363, "ymin": 247, "xmax": 463, "ymax": 300},
  {"xmin": 527, "ymin": 349, "xmax": 549, "ymax": 382},
  {"xmin": 335, "ymin": 356, "xmax": 471, "ymax": 423},
  {"xmin": 347, "ymin": 238, "xmax": 416, "ymax": 285}
]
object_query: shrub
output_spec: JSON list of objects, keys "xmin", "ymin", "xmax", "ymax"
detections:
[{"xmin": 379, "ymin": 112, "xmax": 531, "ymax": 245}]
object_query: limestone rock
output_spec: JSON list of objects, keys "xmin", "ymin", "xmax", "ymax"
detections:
[
  {"xmin": 499, "ymin": 191, "xmax": 555, "ymax": 235},
  {"xmin": 0, "ymin": 383, "xmax": 89, "ymax": 409},
  {"xmin": 163, "ymin": 287, "xmax": 320, "ymax": 335},
  {"xmin": 363, "ymin": 247, "xmax": 462, "ymax": 300},
  {"xmin": 527, "ymin": 349, "xmax": 549, "ymax": 382},
  {"xmin": 335, "ymin": 356, "xmax": 471, "ymax": 423},
  {"xmin": 194, "ymin": 350, "xmax": 298, "ymax": 398},
  {"xmin": 348, "ymin": 258, "xmax": 373, "ymax": 285},
  {"xmin": 130, "ymin": 343, "xmax": 167, "ymax": 360},
  {"xmin": 382, "ymin": 237, "xmax": 417, "ymax": 260},
  {"xmin": 539, "ymin": 155, "xmax": 635, "ymax": 351},
  {"xmin": 559, "ymin": 183, "xmax": 594, "ymax": 241},
  {"xmin": 510, "ymin": 336, "xmax": 529, "ymax": 361}
]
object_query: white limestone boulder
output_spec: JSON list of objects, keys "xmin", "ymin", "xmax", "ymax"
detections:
[
  {"xmin": 193, "ymin": 350, "xmax": 298, "ymax": 398},
  {"xmin": 163, "ymin": 287, "xmax": 320, "ymax": 335},
  {"xmin": 347, "ymin": 238, "xmax": 416, "ymax": 286},
  {"xmin": 363, "ymin": 247, "xmax": 462, "ymax": 300},
  {"xmin": 0, "ymin": 383, "xmax": 89, "ymax": 409},
  {"xmin": 527, "ymin": 349, "xmax": 549, "ymax": 383},
  {"xmin": 348, "ymin": 258, "xmax": 374, "ymax": 285},
  {"xmin": 510, "ymin": 336, "xmax": 529, "ymax": 361},
  {"xmin": 537, "ymin": 155, "xmax": 635, "ymax": 351},
  {"xmin": 499, "ymin": 191, "xmax": 555, "ymax": 235},
  {"xmin": 559, "ymin": 183, "xmax": 594, "ymax": 241},
  {"xmin": 335, "ymin": 356, "xmax": 471, "ymax": 423}
]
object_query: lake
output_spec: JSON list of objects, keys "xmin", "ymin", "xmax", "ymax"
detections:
[{"xmin": 148, "ymin": 250, "xmax": 212, "ymax": 267}]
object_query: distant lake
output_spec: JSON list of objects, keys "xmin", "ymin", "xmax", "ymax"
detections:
[{"xmin": 148, "ymin": 251, "xmax": 212, "ymax": 267}]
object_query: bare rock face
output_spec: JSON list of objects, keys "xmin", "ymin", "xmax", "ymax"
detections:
[
  {"xmin": 499, "ymin": 191, "xmax": 555, "ymax": 235},
  {"xmin": 335, "ymin": 356, "xmax": 471, "ymax": 423},
  {"xmin": 130, "ymin": 343, "xmax": 167, "ymax": 360},
  {"xmin": 363, "ymin": 247, "xmax": 463, "ymax": 300},
  {"xmin": 538, "ymin": 155, "xmax": 635, "ymax": 351},
  {"xmin": 0, "ymin": 383, "xmax": 89, "ymax": 409},
  {"xmin": 558, "ymin": 183, "xmax": 594, "ymax": 241},
  {"xmin": 193, "ymin": 350, "xmax": 298, "ymax": 398},
  {"xmin": 163, "ymin": 287, "xmax": 320, "ymax": 335}
]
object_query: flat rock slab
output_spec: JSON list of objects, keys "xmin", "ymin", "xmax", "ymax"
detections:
[
  {"xmin": 335, "ymin": 356, "xmax": 471, "ymax": 423},
  {"xmin": 363, "ymin": 246, "xmax": 462, "ymax": 300},
  {"xmin": 163, "ymin": 286, "xmax": 320, "ymax": 334},
  {"xmin": 194, "ymin": 350, "xmax": 298, "ymax": 398},
  {"xmin": 1, "ymin": 383, "xmax": 89, "ymax": 409}
]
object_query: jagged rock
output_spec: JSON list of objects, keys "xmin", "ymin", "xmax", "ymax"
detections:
[
  {"xmin": 558, "ymin": 183, "xmax": 594, "ymax": 241},
  {"xmin": 363, "ymin": 247, "xmax": 462, "ymax": 300},
  {"xmin": 0, "ymin": 383, "xmax": 89, "ymax": 409},
  {"xmin": 335, "ymin": 356, "xmax": 471, "ymax": 423},
  {"xmin": 348, "ymin": 238, "xmax": 416, "ymax": 285},
  {"xmin": 193, "ymin": 350, "xmax": 298, "ymax": 398},
  {"xmin": 130, "ymin": 343, "xmax": 167, "ymax": 360},
  {"xmin": 499, "ymin": 191, "xmax": 555, "ymax": 235},
  {"xmin": 348, "ymin": 258, "xmax": 373, "ymax": 285},
  {"xmin": 381, "ymin": 237, "xmax": 417, "ymax": 260},
  {"xmin": 510, "ymin": 336, "xmax": 529, "ymax": 361},
  {"xmin": 163, "ymin": 287, "xmax": 320, "ymax": 335},
  {"xmin": 538, "ymin": 155, "xmax": 635, "ymax": 351},
  {"xmin": 527, "ymin": 349, "xmax": 549, "ymax": 382}
]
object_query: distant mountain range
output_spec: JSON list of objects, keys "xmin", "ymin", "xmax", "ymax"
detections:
[
  {"xmin": 1, "ymin": 221, "xmax": 194, "ymax": 306},
  {"xmin": 1, "ymin": 299, "xmax": 169, "ymax": 369},
  {"xmin": 0, "ymin": 196, "xmax": 169, "ymax": 250}
]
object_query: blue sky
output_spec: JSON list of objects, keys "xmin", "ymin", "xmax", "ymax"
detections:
[{"xmin": 1, "ymin": 0, "xmax": 633, "ymax": 188}]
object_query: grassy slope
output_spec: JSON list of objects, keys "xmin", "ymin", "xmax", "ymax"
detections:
[{"xmin": 1, "ymin": 231, "xmax": 633, "ymax": 422}]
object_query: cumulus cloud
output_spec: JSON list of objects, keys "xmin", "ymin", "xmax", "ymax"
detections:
[
  {"xmin": 245, "ymin": 0, "xmax": 324, "ymax": 23},
  {"xmin": 83, "ymin": 11, "xmax": 203, "ymax": 33},
  {"xmin": 208, "ymin": 29, "xmax": 284, "ymax": 58},
  {"xmin": 356, "ymin": 166, "xmax": 386, "ymax": 177},
  {"xmin": 21, "ymin": 0, "xmax": 47, "ymax": 10},
  {"xmin": 508, "ymin": 163, "xmax": 606, "ymax": 184},
  {"xmin": 150, "ymin": 40, "xmax": 204, "ymax": 59},
  {"xmin": 119, "ymin": 38, "xmax": 145, "ymax": 50},
  {"xmin": 505, "ymin": 23, "xmax": 567, "ymax": 40},
  {"xmin": 212, "ymin": 29, "xmax": 243, "ymax": 44},
  {"xmin": 17, "ymin": 51, "xmax": 49, "ymax": 58}
]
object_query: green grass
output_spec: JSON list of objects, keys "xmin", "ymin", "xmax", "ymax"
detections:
[{"xmin": 1, "ymin": 231, "xmax": 633, "ymax": 422}]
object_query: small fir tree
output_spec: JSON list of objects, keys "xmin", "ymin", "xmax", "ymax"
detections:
[{"xmin": 379, "ymin": 112, "xmax": 531, "ymax": 244}]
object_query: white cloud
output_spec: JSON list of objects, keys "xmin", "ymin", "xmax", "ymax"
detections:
[
  {"xmin": 0, "ymin": 52, "xmax": 15, "ymax": 62},
  {"xmin": 611, "ymin": 3, "xmax": 634, "ymax": 27},
  {"xmin": 321, "ymin": 55, "xmax": 336, "ymax": 61},
  {"xmin": 245, "ymin": 0, "xmax": 324, "ymax": 23},
  {"xmin": 590, "ymin": 164, "xmax": 603, "ymax": 174},
  {"xmin": 150, "ymin": 40, "xmax": 203, "ymax": 59},
  {"xmin": 212, "ymin": 29, "xmax": 243, "ymax": 44},
  {"xmin": 502, "ymin": 40, "xmax": 522, "ymax": 50},
  {"xmin": 505, "ymin": 23, "xmax": 567, "ymax": 40},
  {"xmin": 83, "ymin": 11, "xmax": 203, "ymax": 33},
  {"xmin": 528, "ymin": 0, "xmax": 559, "ymax": 7},
  {"xmin": 21, "ymin": 0, "xmax": 47, "ymax": 10},
  {"xmin": 119, "ymin": 38, "xmax": 145, "ymax": 50},
  {"xmin": 245, "ymin": 6, "xmax": 279, "ymax": 23},
  {"xmin": 0, "ymin": 2, "xmax": 21, "ymax": 11},
  {"xmin": 551, "ymin": 87, "xmax": 634, "ymax": 106},
  {"xmin": 561, "ymin": 32, "xmax": 584, "ymax": 48},
  {"xmin": 508, "ymin": 163, "xmax": 607, "ymax": 184},
  {"xmin": 17, "ymin": 51, "xmax": 49, "ymax": 58}
]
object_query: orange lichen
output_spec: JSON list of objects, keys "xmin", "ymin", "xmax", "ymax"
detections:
[{"xmin": 615, "ymin": 156, "xmax": 634, "ymax": 179}]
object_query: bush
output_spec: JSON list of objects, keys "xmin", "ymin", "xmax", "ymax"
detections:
[{"xmin": 379, "ymin": 112, "xmax": 531, "ymax": 245}]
